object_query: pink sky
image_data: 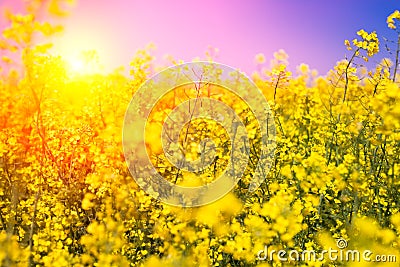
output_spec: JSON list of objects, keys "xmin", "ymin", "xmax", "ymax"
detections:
[{"xmin": 1, "ymin": 0, "xmax": 399, "ymax": 75}]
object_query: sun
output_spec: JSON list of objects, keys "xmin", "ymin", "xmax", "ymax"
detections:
[
  {"xmin": 64, "ymin": 51, "xmax": 101, "ymax": 75},
  {"xmin": 51, "ymin": 27, "xmax": 107, "ymax": 75},
  {"xmin": 67, "ymin": 56, "xmax": 86, "ymax": 73}
]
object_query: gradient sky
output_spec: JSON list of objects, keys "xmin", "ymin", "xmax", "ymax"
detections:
[{"xmin": 1, "ymin": 0, "xmax": 400, "ymax": 75}]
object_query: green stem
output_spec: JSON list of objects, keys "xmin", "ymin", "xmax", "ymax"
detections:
[{"xmin": 392, "ymin": 34, "xmax": 400, "ymax": 82}]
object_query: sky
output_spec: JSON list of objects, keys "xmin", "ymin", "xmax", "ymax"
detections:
[{"xmin": 1, "ymin": 0, "xmax": 400, "ymax": 76}]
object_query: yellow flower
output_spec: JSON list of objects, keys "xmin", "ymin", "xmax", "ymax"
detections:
[
  {"xmin": 255, "ymin": 53, "xmax": 266, "ymax": 64},
  {"xmin": 387, "ymin": 10, "xmax": 400, "ymax": 29},
  {"xmin": 81, "ymin": 193, "xmax": 95, "ymax": 210}
]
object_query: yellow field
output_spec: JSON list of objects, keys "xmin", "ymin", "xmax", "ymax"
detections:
[{"xmin": 0, "ymin": 3, "xmax": 399, "ymax": 267}]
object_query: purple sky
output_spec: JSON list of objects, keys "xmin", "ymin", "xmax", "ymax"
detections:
[{"xmin": 1, "ymin": 0, "xmax": 400, "ymax": 75}]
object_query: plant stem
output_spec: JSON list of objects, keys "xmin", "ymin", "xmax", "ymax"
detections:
[{"xmin": 392, "ymin": 34, "xmax": 400, "ymax": 82}]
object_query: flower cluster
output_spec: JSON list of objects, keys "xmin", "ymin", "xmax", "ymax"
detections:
[{"xmin": 387, "ymin": 10, "xmax": 400, "ymax": 29}]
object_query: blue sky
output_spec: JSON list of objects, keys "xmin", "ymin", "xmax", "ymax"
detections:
[{"xmin": 1, "ymin": 0, "xmax": 399, "ymax": 75}]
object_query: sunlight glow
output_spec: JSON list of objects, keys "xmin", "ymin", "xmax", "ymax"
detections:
[
  {"xmin": 67, "ymin": 56, "xmax": 86, "ymax": 73},
  {"xmin": 51, "ymin": 27, "xmax": 108, "ymax": 75},
  {"xmin": 64, "ymin": 51, "xmax": 102, "ymax": 75}
]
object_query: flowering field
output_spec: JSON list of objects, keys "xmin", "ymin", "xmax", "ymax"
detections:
[{"xmin": 0, "ymin": 1, "xmax": 400, "ymax": 266}]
